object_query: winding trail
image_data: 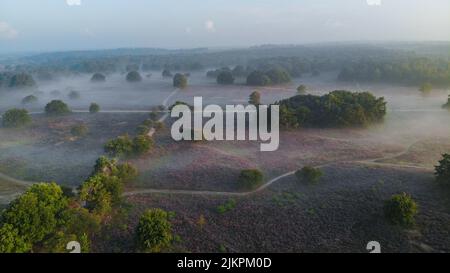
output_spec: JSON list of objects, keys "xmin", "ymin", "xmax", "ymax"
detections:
[{"xmin": 123, "ymin": 139, "xmax": 433, "ymax": 197}]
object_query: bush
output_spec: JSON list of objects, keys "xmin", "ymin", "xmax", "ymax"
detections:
[
  {"xmin": 435, "ymin": 154, "xmax": 450, "ymax": 185},
  {"xmin": 45, "ymin": 100, "xmax": 70, "ymax": 115},
  {"xmin": 442, "ymin": 95, "xmax": 450, "ymax": 110},
  {"xmin": 126, "ymin": 71, "xmax": 142, "ymax": 82},
  {"xmin": 384, "ymin": 193, "xmax": 418, "ymax": 227},
  {"xmin": 21, "ymin": 95, "xmax": 38, "ymax": 104},
  {"xmin": 2, "ymin": 108, "xmax": 31, "ymax": 128},
  {"xmin": 216, "ymin": 199, "xmax": 236, "ymax": 214},
  {"xmin": 136, "ymin": 209, "xmax": 173, "ymax": 252},
  {"xmin": 89, "ymin": 103, "xmax": 100, "ymax": 113},
  {"xmin": 419, "ymin": 83, "xmax": 433, "ymax": 93},
  {"xmin": 71, "ymin": 124, "xmax": 89, "ymax": 137},
  {"xmin": 162, "ymin": 69, "xmax": 172, "ymax": 78},
  {"xmin": 238, "ymin": 169, "xmax": 264, "ymax": 190},
  {"xmin": 173, "ymin": 73, "xmax": 188, "ymax": 88},
  {"xmin": 136, "ymin": 125, "xmax": 150, "ymax": 135},
  {"xmin": 246, "ymin": 71, "xmax": 271, "ymax": 86},
  {"xmin": 295, "ymin": 166, "xmax": 323, "ymax": 184}
]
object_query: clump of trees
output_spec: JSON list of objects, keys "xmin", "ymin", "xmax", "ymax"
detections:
[
  {"xmin": 135, "ymin": 208, "xmax": 173, "ymax": 252},
  {"xmin": 384, "ymin": 193, "xmax": 418, "ymax": 227},
  {"xmin": 277, "ymin": 90, "xmax": 386, "ymax": 128},
  {"xmin": 126, "ymin": 71, "xmax": 142, "ymax": 82},
  {"xmin": 173, "ymin": 73, "xmax": 188, "ymax": 89},
  {"xmin": 104, "ymin": 134, "xmax": 154, "ymax": 157},
  {"xmin": 434, "ymin": 154, "xmax": 450, "ymax": 185},
  {"xmin": 295, "ymin": 166, "xmax": 323, "ymax": 184},
  {"xmin": 2, "ymin": 109, "xmax": 31, "ymax": 128},
  {"xmin": 246, "ymin": 68, "xmax": 291, "ymax": 86},
  {"xmin": 216, "ymin": 71, "xmax": 235, "ymax": 85},
  {"xmin": 90, "ymin": 73, "xmax": 106, "ymax": 83},
  {"xmin": 89, "ymin": 103, "xmax": 100, "ymax": 113},
  {"xmin": 6, "ymin": 73, "xmax": 36, "ymax": 89},
  {"xmin": 45, "ymin": 100, "xmax": 71, "ymax": 115},
  {"xmin": 21, "ymin": 95, "xmax": 38, "ymax": 104},
  {"xmin": 248, "ymin": 91, "xmax": 261, "ymax": 105},
  {"xmin": 0, "ymin": 183, "xmax": 97, "ymax": 253},
  {"xmin": 238, "ymin": 169, "xmax": 264, "ymax": 190},
  {"xmin": 338, "ymin": 58, "xmax": 450, "ymax": 87}
]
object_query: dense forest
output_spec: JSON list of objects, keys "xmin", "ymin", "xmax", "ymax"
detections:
[
  {"xmin": 277, "ymin": 91, "xmax": 387, "ymax": 128},
  {"xmin": 338, "ymin": 58, "xmax": 450, "ymax": 86}
]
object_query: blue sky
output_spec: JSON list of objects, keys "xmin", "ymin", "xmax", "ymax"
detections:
[{"xmin": 0, "ymin": 0, "xmax": 449, "ymax": 53}]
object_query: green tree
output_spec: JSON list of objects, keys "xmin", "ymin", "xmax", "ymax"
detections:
[
  {"xmin": 216, "ymin": 71, "xmax": 235, "ymax": 85},
  {"xmin": 126, "ymin": 71, "xmax": 142, "ymax": 82},
  {"xmin": 238, "ymin": 169, "xmax": 264, "ymax": 190},
  {"xmin": 89, "ymin": 102, "xmax": 100, "ymax": 113},
  {"xmin": 132, "ymin": 135, "xmax": 154, "ymax": 155},
  {"xmin": 173, "ymin": 73, "xmax": 188, "ymax": 89},
  {"xmin": 8, "ymin": 73, "xmax": 36, "ymax": 88},
  {"xmin": 1, "ymin": 183, "xmax": 68, "ymax": 244},
  {"xmin": 246, "ymin": 71, "xmax": 271, "ymax": 86},
  {"xmin": 295, "ymin": 166, "xmax": 323, "ymax": 183},
  {"xmin": 384, "ymin": 193, "xmax": 418, "ymax": 227},
  {"xmin": 2, "ymin": 108, "xmax": 31, "ymax": 128},
  {"xmin": 248, "ymin": 91, "xmax": 261, "ymax": 105},
  {"xmin": 0, "ymin": 224, "xmax": 32, "ymax": 253},
  {"xmin": 104, "ymin": 135, "xmax": 134, "ymax": 157},
  {"xmin": 136, "ymin": 209, "xmax": 173, "ymax": 252},
  {"xmin": 162, "ymin": 69, "xmax": 173, "ymax": 78},
  {"xmin": 45, "ymin": 100, "xmax": 71, "ymax": 115},
  {"xmin": 297, "ymin": 85, "xmax": 307, "ymax": 94}
]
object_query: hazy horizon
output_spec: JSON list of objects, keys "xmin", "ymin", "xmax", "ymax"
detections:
[{"xmin": 1, "ymin": 0, "xmax": 450, "ymax": 54}]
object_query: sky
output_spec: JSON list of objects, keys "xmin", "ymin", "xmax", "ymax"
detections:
[{"xmin": 0, "ymin": 0, "xmax": 449, "ymax": 53}]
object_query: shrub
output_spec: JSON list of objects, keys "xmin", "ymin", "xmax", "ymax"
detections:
[
  {"xmin": 419, "ymin": 83, "xmax": 433, "ymax": 93},
  {"xmin": 442, "ymin": 95, "xmax": 450, "ymax": 110},
  {"xmin": 45, "ymin": 100, "xmax": 70, "ymax": 115},
  {"xmin": 173, "ymin": 73, "xmax": 188, "ymax": 89},
  {"xmin": 238, "ymin": 169, "xmax": 264, "ymax": 190},
  {"xmin": 71, "ymin": 124, "xmax": 89, "ymax": 137},
  {"xmin": 0, "ymin": 224, "xmax": 32, "ymax": 253},
  {"xmin": 21, "ymin": 95, "xmax": 38, "ymax": 104},
  {"xmin": 435, "ymin": 154, "xmax": 450, "ymax": 185},
  {"xmin": 216, "ymin": 199, "xmax": 236, "ymax": 214},
  {"xmin": 295, "ymin": 166, "xmax": 323, "ymax": 184},
  {"xmin": 104, "ymin": 135, "xmax": 133, "ymax": 157},
  {"xmin": 136, "ymin": 208, "xmax": 173, "ymax": 252},
  {"xmin": 89, "ymin": 103, "xmax": 100, "ymax": 113},
  {"xmin": 2, "ymin": 108, "xmax": 31, "ymax": 128},
  {"xmin": 162, "ymin": 69, "xmax": 172, "ymax": 78},
  {"xmin": 384, "ymin": 193, "xmax": 418, "ymax": 227},
  {"xmin": 126, "ymin": 71, "xmax": 142, "ymax": 82}
]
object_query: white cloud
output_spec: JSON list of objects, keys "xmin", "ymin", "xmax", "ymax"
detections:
[
  {"xmin": 366, "ymin": 0, "xmax": 381, "ymax": 6},
  {"xmin": 66, "ymin": 0, "xmax": 81, "ymax": 6},
  {"xmin": 0, "ymin": 21, "xmax": 18, "ymax": 40},
  {"xmin": 204, "ymin": 20, "xmax": 216, "ymax": 32}
]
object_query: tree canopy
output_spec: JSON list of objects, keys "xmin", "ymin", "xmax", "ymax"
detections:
[
  {"xmin": 126, "ymin": 71, "xmax": 142, "ymax": 82},
  {"xmin": 173, "ymin": 73, "xmax": 188, "ymax": 89},
  {"xmin": 2, "ymin": 108, "xmax": 31, "ymax": 128},
  {"xmin": 45, "ymin": 100, "xmax": 71, "ymax": 115}
]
